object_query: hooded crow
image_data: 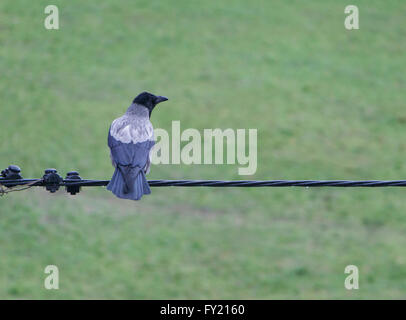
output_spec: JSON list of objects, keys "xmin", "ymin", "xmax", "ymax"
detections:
[{"xmin": 107, "ymin": 92, "xmax": 168, "ymax": 200}]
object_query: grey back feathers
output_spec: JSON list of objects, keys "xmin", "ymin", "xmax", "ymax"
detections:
[{"xmin": 110, "ymin": 103, "xmax": 154, "ymax": 144}]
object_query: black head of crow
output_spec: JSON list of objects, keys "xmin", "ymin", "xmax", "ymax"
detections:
[
  {"xmin": 133, "ymin": 91, "xmax": 168, "ymax": 117},
  {"xmin": 107, "ymin": 91, "xmax": 169, "ymax": 200}
]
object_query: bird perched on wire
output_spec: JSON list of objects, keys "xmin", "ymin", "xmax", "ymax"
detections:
[{"xmin": 107, "ymin": 92, "xmax": 168, "ymax": 200}]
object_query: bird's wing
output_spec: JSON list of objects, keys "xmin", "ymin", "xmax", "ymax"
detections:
[
  {"xmin": 110, "ymin": 151, "xmax": 116, "ymax": 167},
  {"xmin": 144, "ymin": 155, "xmax": 151, "ymax": 174}
]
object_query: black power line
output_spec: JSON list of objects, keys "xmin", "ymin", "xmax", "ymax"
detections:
[
  {"xmin": 2, "ymin": 165, "xmax": 406, "ymax": 196},
  {"xmin": 4, "ymin": 178, "xmax": 406, "ymax": 188}
]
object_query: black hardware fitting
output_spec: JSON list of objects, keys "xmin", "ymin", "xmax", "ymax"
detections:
[
  {"xmin": 43, "ymin": 168, "xmax": 63, "ymax": 193},
  {"xmin": 0, "ymin": 165, "xmax": 23, "ymax": 180},
  {"xmin": 65, "ymin": 171, "xmax": 82, "ymax": 195}
]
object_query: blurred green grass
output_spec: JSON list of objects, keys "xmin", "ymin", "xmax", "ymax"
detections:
[{"xmin": 1, "ymin": 0, "xmax": 406, "ymax": 299}]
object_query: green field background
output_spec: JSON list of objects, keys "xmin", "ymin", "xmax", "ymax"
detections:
[{"xmin": 1, "ymin": 0, "xmax": 406, "ymax": 299}]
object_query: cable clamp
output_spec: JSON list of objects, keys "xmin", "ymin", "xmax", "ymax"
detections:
[
  {"xmin": 43, "ymin": 168, "xmax": 63, "ymax": 193},
  {"xmin": 65, "ymin": 171, "xmax": 82, "ymax": 195}
]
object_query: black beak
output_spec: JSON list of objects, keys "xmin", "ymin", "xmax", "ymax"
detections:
[{"xmin": 155, "ymin": 96, "xmax": 168, "ymax": 104}]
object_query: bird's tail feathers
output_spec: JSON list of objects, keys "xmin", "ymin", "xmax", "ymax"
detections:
[{"xmin": 107, "ymin": 165, "xmax": 151, "ymax": 200}]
